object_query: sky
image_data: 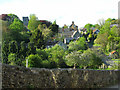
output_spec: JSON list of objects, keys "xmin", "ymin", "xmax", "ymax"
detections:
[{"xmin": 0, "ymin": 0, "xmax": 119, "ymax": 28}]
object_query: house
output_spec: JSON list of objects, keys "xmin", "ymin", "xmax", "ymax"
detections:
[
  {"xmin": 46, "ymin": 40, "xmax": 58, "ymax": 49},
  {"xmin": 71, "ymin": 30, "xmax": 82, "ymax": 39},
  {"xmin": 93, "ymin": 29, "xmax": 100, "ymax": 34},
  {"xmin": 69, "ymin": 21, "xmax": 78, "ymax": 31},
  {"xmin": 64, "ymin": 37, "xmax": 74, "ymax": 44},
  {"xmin": 0, "ymin": 14, "xmax": 10, "ymax": 21},
  {"xmin": 39, "ymin": 20, "xmax": 52, "ymax": 28},
  {"xmin": 60, "ymin": 28, "xmax": 74, "ymax": 38}
]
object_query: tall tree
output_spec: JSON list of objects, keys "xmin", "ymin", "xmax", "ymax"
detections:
[
  {"xmin": 9, "ymin": 40, "xmax": 18, "ymax": 54},
  {"xmin": 28, "ymin": 14, "xmax": 39, "ymax": 31},
  {"xmin": 2, "ymin": 41, "xmax": 9, "ymax": 64},
  {"xmin": 49, "ymin": 20, "xmax": 59, "ymax": 36},
  {"xmin": 84, "ymin": 23, "xmax": 93, "ymax": 33},
  {"xmin": 9, "ymin": 18, "xmax": 24, "ymax": 42},
  {"xmin": 30, "ymin": 28, "xmax": 45, "ymax": 49}
]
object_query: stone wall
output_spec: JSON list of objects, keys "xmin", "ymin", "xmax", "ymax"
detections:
[{"xmin": 2, "ymin": 63, "xmax": 119, "ymax": 88}]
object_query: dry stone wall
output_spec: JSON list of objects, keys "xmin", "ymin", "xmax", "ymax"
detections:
[{"xmin": 2, "ymin": 63, "xmax": 119, "ymax": 88}]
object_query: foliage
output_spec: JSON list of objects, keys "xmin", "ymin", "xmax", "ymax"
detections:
[
  {"xmin": 81, "ymin": 49, "xmax": 103, "ymax": 69},
  {"xmin": 36, "ymin": 49, "xmax": 48, "ymax": 60},
  {"xmin": 84, "ymin": 23, "xmax": 93, "ymax": 33},
  {"xmin": 95, "ymin": 21, "xmax": 120, "ymax": 54},
  {"xmin": 28, "ymin": 14, "xmax": 39, "ymax": 31},
  {"xmin": 107, "ymin": 61, "xmax": 120, "ymax": 70},
  {"xmin": 45, "ymin": 44, "xmax": 67, "ymax": 68},
  {"xmin": 65, "ymin": 51, "xmax": 83, "ymax": 68},
  {"xmin": 68, "ymin": 37, "xmax": 87, "ymax": 52},
  {"xmin": 2, "ymin": 41, "xmax": 9, "ymax": 64},
  {"xmin": 8, "ymin": 53, "xmax": 21, "ymax": 66},
  {"xmin": 94, "ymin": 24, "xmax": 100, "ymax": 29},
  {"xmin": 99, "ymin": 21, "xmax": 110, "ymax": 35},
  {"xmin": 19, "ymin": 41, "xmax": 28, "ymax": 58},
  {"xmin": 41, "ymin": 60, "xmax": 51, "ymax": 68},
  {"xmin": 38, "ymin": 24, "xmax": 52, "ymax": 41},
  {"xmin": 8, "ymin": 18, "xmax": 25, "ymax": 42},
  {"xmin": 49, "ymin": 21, "xmax": 59, "ymax": 36},
  {"xmin": 25, "ymin": 54, "xmax": 42, "ymax": 68},
  {"xmin": 9, "ymin": 40, "xmax": 18, "ymax": 53},
  {"xmin": 30, "ymin": 28, "xmax": 45, "ymax": 49},
  {"xmin": 27, "ymin": 42, "xmax": 36, "ymax": 55},
  {"xmin": 65, "ymin": 49, "xmax": 103, "ymax": 69},
  {"xmin": 9, "ymin": 18, "xmax": 24, "ymax": 32},
  {"xmin": 8, "ymin": 14, "xmax": 20, "ymax": 24}
]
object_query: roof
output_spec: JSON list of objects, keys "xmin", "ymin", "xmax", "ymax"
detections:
[
  {"xmin": 110, "ymin": 24, "xmax": 118, "ymax": 28},
  {"xmin": 93, "ymin": 29, "xmax": 96, "ymax": 33},
  {"xmin": 40, "ymin": 20, "xmax": 48, "ymax": 23},
  {"xmin": 111, "ymin": 51, "xmax": 116, "ymax": 54},
  {"xmin": 93, "ymin": 29, "xmax": 100, "ymax": 33},
  {"xmin": 0, "ymin": 14, "xmax": 9, "ymax": 20}
]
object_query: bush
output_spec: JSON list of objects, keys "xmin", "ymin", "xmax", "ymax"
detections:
[
  {"xmin": 41, "ymin": 60, "xmax": 51, "ymax": 68},
  {"xmin": 25, "ymin": 54, "xmax": 42, "ymax": 68},
  {"xmin": 81, "ymin": 49, "xmax": 103, "ymax": 69},
  {"xmin": 8, "ymin": 53, "xmax": 18, "ymax": 65}
]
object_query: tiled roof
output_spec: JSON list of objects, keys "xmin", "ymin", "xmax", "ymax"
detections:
[{"xmin": 111, "ymin": 51, "xmax": 116, "ymax": 54}]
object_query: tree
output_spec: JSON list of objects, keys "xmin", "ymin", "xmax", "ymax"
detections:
[
  {"xmin": 9, "ymin": 18, "xmax": 24, "ymax": 42},
  {"xmin": 41, "ymin": 60, "xmax": 51, "ymax": 68},
  {"xmin": 105, "ymin": 18, "xmax": 112, "ymax": 23},
  {"xmin": 49, "ymin": 20, "xmax": 59, "ymax": 36},
  {"xmin": 28, "ymin": 14, "xmax": 39, "ymax": 31},
  {"xmin": 45, "ymin": 44, "xmax": 67, "ymax": 68},
  {"xmin": 81, "ymin": 49, "xmax": 103, "ymax": 69},
  {"xmin": 25, "ymin": 54, "xmax": 42, "ymax": 68},
  {"xmin": 9, "ymin": 40, "xmax": 18, "ymax": 54},
  {"xmin": 9, "ymin": 18, "xmax": 24, "ymax": 32},
  {"xmin": 65, "ymin": 51, "xmax": 83, "ymax": 69},
  {"xmin": 94, "ymin": 24, "xmax": 100, "ymax": 29},
  {"xmin": 84, "ymin": 23, "xmax": 93, "ymax": 33},
  {"xmin": 27, "ymin": 42, "xmax": 36, "ymax": 55},
  {"xmin": 100, "ymin": 22, "xmax": 110, "ymax": 34},
  {"xmin": 30, "ymin": 28, "xmax": 45, "ymax": 49},
  {"xmin": 95, "ymin": 32, "xmax": 109, "ymax": 51},
  {"xmin": 8, "ymin": 14, "xmax": 20, "ymax": 24},
  {"xmin": 36, "ymin": 49, "xmax": 48, "ymax": 60},
  {"xmin": 68, "ymin": 37, "xmax": 87, "ymax": 52},
  {"xmin": 8, "ymin": 53, "xmax": 22, "ymax": 66},
  {"xmin": 19, "ymin": 41, "xmax": 28, "ymax": 59},
  {"xmin": 8, "ymin": 53, "xmax": 18, "ymax": 65},
  {"xmin": 38, "ymin": 24, "xmax": 52, "ymax": 41},
  {"xmin": 2, "ymin": 41, "xmax": 9, "ymax": 64},
  {"xmin": 65, "ymin": 49, "xmax": 103, "ymax": 69}
]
